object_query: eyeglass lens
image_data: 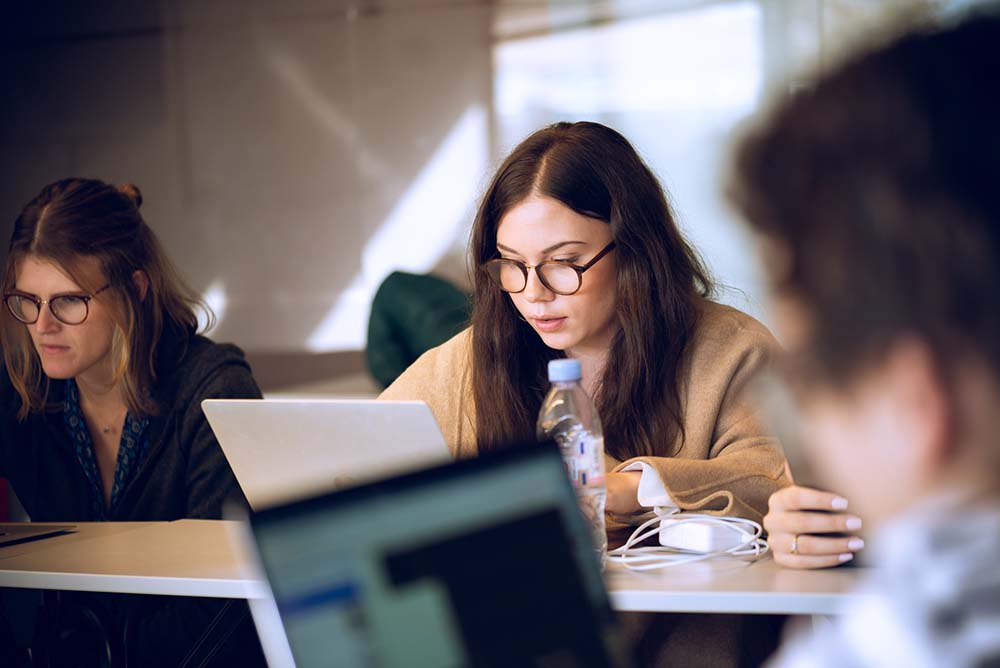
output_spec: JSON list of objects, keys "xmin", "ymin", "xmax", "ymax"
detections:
[
  {"xmin": 6, "ymin": 294, "xmax": 90, "ymax": 325},
  {"xmin": 491, "ymin": 261, "xmax": 581, "ymax": 295}
]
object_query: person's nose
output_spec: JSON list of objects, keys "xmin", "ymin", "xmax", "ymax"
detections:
[
  {"xmin": 34, "ymin": 303, "xmax": 62, "ymax": 334},
  {"xmin": 522, "ymin": 267, "xmax": 555, "ymax": 303}
]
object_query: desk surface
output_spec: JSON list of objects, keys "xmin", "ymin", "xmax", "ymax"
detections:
[
  {"xmin": 0, "ymin": 520, "xmax": 870, "ymax": 615},
  {"xmin": 0, "ymin": 520, "xmax": 262, "ymax": 599},
  {"xmin": 607, "ymin": 557, "xmax": 867, "ymax": 615}
]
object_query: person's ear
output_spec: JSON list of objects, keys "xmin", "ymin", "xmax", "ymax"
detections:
[
  {"xmin": 882, "ymin": 337, "xmax": 953, "ymax": 483},
  {"xmin": 131, "ymin": 270, "xmax": 149, "ymax": 302}
]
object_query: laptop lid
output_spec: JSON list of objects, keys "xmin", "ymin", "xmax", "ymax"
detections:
[
  {"xmin": 248, "ymin": 443, "xmax": 629, "ymax": 668},
  {"xmin": 202, "ymin": 399, "xmax": 451, "ymax": 510}
]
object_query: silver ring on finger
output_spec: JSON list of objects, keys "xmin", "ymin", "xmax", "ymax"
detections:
[{"xmin": 791, "ymin": 534, "xmax": 799, "ymax": 556}]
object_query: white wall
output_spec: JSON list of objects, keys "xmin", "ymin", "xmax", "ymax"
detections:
[
  {"xmin": 0, "ymin": 0, "xmax": 950, "ymax": 377},
  {"xmin": 0, "ymin": 0, "xmax": 491, "ymax": 359}
]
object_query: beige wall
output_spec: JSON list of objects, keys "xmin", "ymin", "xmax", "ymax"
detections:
[{"xmin": 0, "ymin": 1, "xmax": 491, "ymax": 387}]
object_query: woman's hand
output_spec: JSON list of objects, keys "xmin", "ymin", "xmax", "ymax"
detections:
[
  {"xmin": 605, "ymin": 471, "xmax": 643, "ymax": 515},
  {"xmin": 764, "ymin": 485, "xmax": 865, "ymax": 568}
]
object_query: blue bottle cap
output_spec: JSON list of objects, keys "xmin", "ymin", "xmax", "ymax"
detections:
[{"xmin": 547, "ymin": 359, "xmax": 582, "ymax": 382}]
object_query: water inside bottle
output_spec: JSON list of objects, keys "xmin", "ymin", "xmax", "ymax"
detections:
[{"xmin": 547, "ymin": 418, "xmax": 608, "ymax": 569}]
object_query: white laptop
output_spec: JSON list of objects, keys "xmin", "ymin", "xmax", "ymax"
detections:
[{"xmin": 201, "ymin": 399, "xmax": 452, "ymax": 510}]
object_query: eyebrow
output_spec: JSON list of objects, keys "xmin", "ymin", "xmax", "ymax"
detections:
[
  {"xmin": 10, "ymin": 287, "xmax": 90, "ymax": 298},
  {"xmin": 496, "ymin": 240, "xmax": 588, "ymax": 257}
]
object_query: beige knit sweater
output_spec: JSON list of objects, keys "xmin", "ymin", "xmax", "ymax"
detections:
[{"xmin": 379, "ymin": 300, "xmax": 789, "ymax": 523}]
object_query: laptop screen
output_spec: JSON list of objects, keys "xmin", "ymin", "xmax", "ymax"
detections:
[{"xmin": 250, "ymin": 443, "xmax": 627, "ymax": 668}]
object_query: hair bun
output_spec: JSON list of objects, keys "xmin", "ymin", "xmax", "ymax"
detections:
[{"xmin": 116, "ymin": 183, "xmax": 143, "ymax": 209}]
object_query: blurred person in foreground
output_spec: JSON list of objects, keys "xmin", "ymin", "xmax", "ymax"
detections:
[{"xmin": 730, "ymin": 8, "xmax": 1000, "ymax": 667}]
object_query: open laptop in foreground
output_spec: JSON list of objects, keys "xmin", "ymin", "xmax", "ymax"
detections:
[
  {"xmin": 202, "ymin": 399, "xmax": 452, "ymax": 510},
  {"xmin": 247, "ymin": 442, "xmax": 630, "ymax": 668}
]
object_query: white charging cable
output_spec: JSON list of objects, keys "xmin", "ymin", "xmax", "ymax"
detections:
[{"xmin": 607, "ymin": 510, "xmax": 769, "ymax": 571}]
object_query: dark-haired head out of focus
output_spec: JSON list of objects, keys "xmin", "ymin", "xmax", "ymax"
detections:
[{"xmin": 730, "ymin": 8, "xmax": 1000, "ymax": 667}]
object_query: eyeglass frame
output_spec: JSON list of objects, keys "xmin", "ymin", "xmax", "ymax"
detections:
[
  {"xmin": 2, "ymin": 284, "xmax": 112, "ymax": 326},
  {"xmin": 482, "ymin": 241, "xmax": 616, "ymax": 296}
]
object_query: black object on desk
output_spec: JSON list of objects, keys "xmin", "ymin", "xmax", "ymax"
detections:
[{"xmin": 250, "ymin": 442, "xmax": 631, "ymax": 668}]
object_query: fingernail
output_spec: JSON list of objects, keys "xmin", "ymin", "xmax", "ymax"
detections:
[
  {"xmin": 831, "ymin": 497, "xmax": 849, "ymax": 511},
  {"xmin": 848, "ymin": 538, "xmax": 865, "ymax": 551},
  {"xmin": 838, "ymin": 553, "xmax": 855, "ymax": 563},
  {"xmin": 845, "ymin": 517, "xmax": 863, "ymax": 531}
]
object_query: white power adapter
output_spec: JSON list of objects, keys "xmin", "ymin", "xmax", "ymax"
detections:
[
  {"xmin": 607, "ymin": 510, "xmax": 769, "ymax": 571},
  {"xmin": 657, "ymin": 516, "xmax": 755, "ymax": 552}
]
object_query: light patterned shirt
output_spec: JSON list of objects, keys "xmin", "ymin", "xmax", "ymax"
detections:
[{"xmin": 768, "ymin": 496, "xmax": 1000, "ymax": 668}]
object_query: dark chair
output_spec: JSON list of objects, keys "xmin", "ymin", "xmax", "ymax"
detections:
[{"xmin": 366, "ymin": 271, "xmax": 471, "ymax": 388}]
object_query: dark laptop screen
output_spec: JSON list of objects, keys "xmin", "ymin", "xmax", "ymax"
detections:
[{"xmin": 250, "ymin": 443, "xmax": 627, "ymax": 668}]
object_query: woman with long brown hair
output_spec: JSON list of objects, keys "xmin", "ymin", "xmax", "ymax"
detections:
[
  {"xmin": 0, "ymin": 178, "xmax": 263, "ymax": 666},
  {"xmin": 381, "ymin": 121, "xmax": 788, "ymax": 526}
]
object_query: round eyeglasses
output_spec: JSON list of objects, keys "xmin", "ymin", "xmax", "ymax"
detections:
[
  {"xmin": 483, "ymin": 242, "xmax": 616, "ymax": 296},
  {"xmin": 3, "ymin": 284, "xmax": 111, "ymax": 326}
]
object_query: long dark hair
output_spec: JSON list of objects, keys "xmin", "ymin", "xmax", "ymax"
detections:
[
  {"xmin": 1, "ymin": 177, "xmax": 211, "ymax": 419},
  {"xmin": 471, "ymin": 122, "xmax": 713, "ymax": 460}
]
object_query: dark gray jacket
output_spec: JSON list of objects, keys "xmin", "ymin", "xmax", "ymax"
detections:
[
  {"xmin": 0, "ymin": 330, "xmax": 264, "ymax": 666},
  {"xmin": 1, "ymin": 332, "xmax": 257, "ymax": 521}
]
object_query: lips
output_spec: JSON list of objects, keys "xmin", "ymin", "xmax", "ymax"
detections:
[
  {"xmin": 530, "ymin": 316, "xmax": 567, "ymax": 333},
  {"xmin": 39, "ymin": 343, "xmax": 71, "ymax": 355}
]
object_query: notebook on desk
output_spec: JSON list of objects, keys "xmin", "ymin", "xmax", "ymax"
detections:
[
  {"xmin": 0, "ymin": 524, "xmax": 76, "ymax": 548},
  {"xmin": 202, "ymin": 399, "xmax": 452, "ymax": 510},
  {"xmin": 247, "ymin": 442, "xmax": 630, "ymax": 668}
]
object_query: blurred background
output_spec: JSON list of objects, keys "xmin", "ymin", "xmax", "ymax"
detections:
[{"xmin": 0, "ymin": 0, "xmax": 966, "ymax": 396}]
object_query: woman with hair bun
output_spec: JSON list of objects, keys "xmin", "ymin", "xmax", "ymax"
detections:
[{"xmin": 0, "ymin": 178, "xmax": 263, "ymax": 666}]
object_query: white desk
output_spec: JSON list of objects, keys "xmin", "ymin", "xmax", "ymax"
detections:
[
  {"xmin": 0, "ymin": 520, "xmax": 290, "ymax": 666},
  {"xmin": 0, "ymin": 520, "xmax": 265, "ymax": 599},
  {"xmin": 1, "ymin": 520, "xmax": 872, "ymax": 668},
  {"xmin": 607, "ymin": 557, "xmax": 868, "ymax": 616},
  {"xmin": 1, "ymin": 520, "xmax": 870, "ymax": 615}
]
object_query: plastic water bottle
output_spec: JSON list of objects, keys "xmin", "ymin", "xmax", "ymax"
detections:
[{"xmin": 537, "ymin": 358, "xmax": 608, "ymax": 569}]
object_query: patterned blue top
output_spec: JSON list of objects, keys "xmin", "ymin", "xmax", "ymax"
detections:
[{"xmin": 63, "ymin": 380, "xmax": 151, "ymax": 520}]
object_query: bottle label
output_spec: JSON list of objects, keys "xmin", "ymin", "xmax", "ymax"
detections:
[{"xmin": 561, "ymin": 432, "xmax": 605, "ymax": 488}]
